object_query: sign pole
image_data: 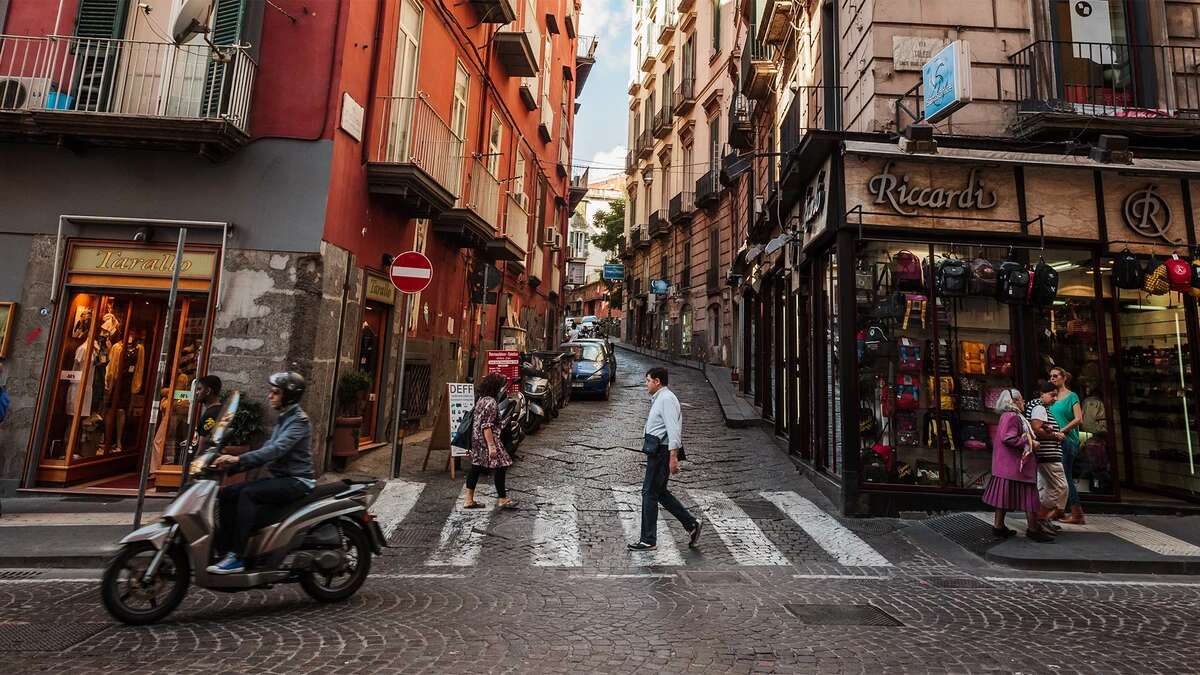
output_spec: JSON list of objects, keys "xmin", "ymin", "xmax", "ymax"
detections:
[
  {"xmin": 389, "ymin": 291, "xmax": 412, "ymax": 479},
  {"xmin": 134, "ymin": 228, "xmax": 187, "ymax": 530}
]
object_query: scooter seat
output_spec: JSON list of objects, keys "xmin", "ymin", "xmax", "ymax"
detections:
[{"xmin": 251, "ymin": 480, "xmax": 354, "ymax": 531}]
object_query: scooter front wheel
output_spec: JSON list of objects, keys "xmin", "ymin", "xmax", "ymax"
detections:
[
  {"xmin": 101, "ymin": 542, "xmax": 190, "ymax": 625},
  {"xmin": 300, "ymin": 522, "xmax": 372, "ymax": 603}
]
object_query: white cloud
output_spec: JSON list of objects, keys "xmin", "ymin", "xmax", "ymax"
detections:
[
  {"xmin": 579, "ymin": 0, "xmax": 632, "ymax": 64},
  {"xmin": 588, "ymin": 144, "xmax": 627, "ymax": 178}
]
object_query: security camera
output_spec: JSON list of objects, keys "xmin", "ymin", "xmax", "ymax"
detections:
[{"xmin": 132, "ymin": 226, "xmax": 151, "ymax": 242}]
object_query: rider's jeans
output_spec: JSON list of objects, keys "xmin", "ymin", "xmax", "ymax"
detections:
[{"xmin": 217, "ymin": 477, "xmax": 312, "ymax": 557}]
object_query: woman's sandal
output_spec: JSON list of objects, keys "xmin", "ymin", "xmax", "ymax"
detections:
[
  {"xmin": 497, "ymin": 501, "xmax": 519, "ymax": 510},
  {"xmin": 464, "ymin": 502, "xmax": 487, "ymax": 509}
]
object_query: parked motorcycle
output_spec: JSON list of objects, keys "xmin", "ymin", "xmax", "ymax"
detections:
[
  {"xmin": 520, "ymin": 355, "xmax": 551, "ymax": 434},
  {"xmin": 496, "ymin": 386, "xmax": 527, "ymax": 452},
  {"xmin": 531, "ymin": 350, "xmax": 569, "ymax": 418},
  {"xmin": 100, "ymin": 391, "xmax": 388, "ymax": 625}
]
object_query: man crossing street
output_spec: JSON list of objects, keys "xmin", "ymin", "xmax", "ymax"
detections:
[{"xmin": 628, "ymin": 367, "xmax": 703, "ymax": 551}]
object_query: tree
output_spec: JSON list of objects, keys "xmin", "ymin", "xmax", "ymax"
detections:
[{"xmin": 589, "ymin": 198, "xmax": 626, "ymax": 260}]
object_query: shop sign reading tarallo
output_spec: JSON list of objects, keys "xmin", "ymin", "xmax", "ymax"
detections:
[
  {"xmin": 867, "ymin": 161, "xmax": 998, "ymax": 216},
  {"xmin": 68, "ymin": 246, "xmax": 216, "ymax": 279},
  {"xmin": 365, "ymin": 274, "xmax": 397, "ymax": 305}
]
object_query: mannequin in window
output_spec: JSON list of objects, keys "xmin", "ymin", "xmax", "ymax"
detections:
[{"xmin": 103, "ymin": 331, "xmax": 146, "ymax": 453}]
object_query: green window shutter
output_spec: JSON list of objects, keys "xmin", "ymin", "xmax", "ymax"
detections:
[
  {"xmin": 210, "ymin": 0, "xmax": 247, "ymax": 45},
  {"xmin": 712, "ymin": 0, "xmax": 720, "ymax": 51},
  {"xmin": 74, "ymin": 0, "xmax": 130, "ymax": 38},
  {"xmin": 202, "ymin": 0, "xmax": 249, "ymax": 118}
]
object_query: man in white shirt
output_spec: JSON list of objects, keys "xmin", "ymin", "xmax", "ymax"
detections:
[{"xmin": 629, "ymin": 367, "xmax": 703, "ymax": 551}]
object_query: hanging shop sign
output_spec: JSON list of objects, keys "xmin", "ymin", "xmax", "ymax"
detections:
[
  {"xmin": 602, "ymin": 263, "xmax": 626, "ymax": 281},
  {"xmin": 867, "ymin": 161, "xmax": 998, "ymax": 216},
  {"xmin": 365, "ymin": 274, "xmax": 397, "ymax": 305},
  {"xmin": 803, "ymin": 169, "xmax": 827, "ymax": 230},
  {"xmin": 650, "ymin": 279, "xmax": 670, "ymax": 295},
  {"xmin": 1122, "ymin": 184, "xmax": 1175, "ymax": 244},
  {"xmin": 68, "ymin": 246, "xmax": 216, "ymax": 279},
  {"xmin": 922, "ymin": 40, "xmax": 973, "ymax": 123}
]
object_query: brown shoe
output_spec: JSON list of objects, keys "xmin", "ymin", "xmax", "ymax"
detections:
[
  {"xmin": 1046, "ymin": 508, "xmax": 1065, "ymax": 521},
  {"xmin": 1060, "ymin": 505, "xmax": 1086, "ymax": 525}
]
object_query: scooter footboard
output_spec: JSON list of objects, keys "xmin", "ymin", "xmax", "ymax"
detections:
[{"xmin": 118, "ymin": 521, "xmax": 173, "ymax": 550}]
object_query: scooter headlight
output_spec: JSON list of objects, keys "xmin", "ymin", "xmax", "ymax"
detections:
[{"xmin": 189, "ymin": 456, "xmax": 208, "ymax": 476}]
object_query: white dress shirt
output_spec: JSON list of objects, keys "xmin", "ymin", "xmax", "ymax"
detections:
[{"xmin": 644, "ymin": 386, "xmax": 682, "ymax": 450}]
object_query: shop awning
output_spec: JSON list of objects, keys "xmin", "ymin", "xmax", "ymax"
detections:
[{"xmin": 843, "ymin": 140, "xmax": 1200, "ymax": 176}]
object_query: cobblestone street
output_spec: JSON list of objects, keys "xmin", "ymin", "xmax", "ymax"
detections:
[{"xmin": 3, "ymin": 350, "xmax": 1200, "ymax": 673}]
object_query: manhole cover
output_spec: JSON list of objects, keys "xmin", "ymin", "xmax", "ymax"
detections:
[
  {"xmin": 389, "ymin": 527, "xmax": 444, "ymax": 547},
  {"xmin": 783, "ymin": 604, "xmax": 902, "ymax": 626},
  {"xmin": 924, "ymin": 513, "xmax": 999, "ymax": 556},
  {"xmin": 0, "ymin": 570, "xmax": 42, "ymax": 580},
  {"xmin": 677, "ymin": 571, "xmax": 750, "ymax": 585},
  {"xmin": 0, "ymin": 623, "xmax": 111, "ymax": 651},
  {"xmin": 920, "ymin": 576, "xmax": 995, "ymax": 590}
]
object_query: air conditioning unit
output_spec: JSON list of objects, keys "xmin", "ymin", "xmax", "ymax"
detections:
[
  {"xmin": 0, "ymin": 77, "xmax": 51, "ymax": 111},
  {"xmin": 549, "ymin": 230, "xmax": 563, "ymax": 251}
]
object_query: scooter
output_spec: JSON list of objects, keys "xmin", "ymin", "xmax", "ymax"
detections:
[
  {"xmin": 496, "ymin": 386, "xmax": 526, "ymax": 451},
  {"xmin": 520, "ymin": 356, "xmax": 551, "ymax": 434},
  {"xmin": 100, "ymin": 391, "xmax": 388, "ymax": 625}
]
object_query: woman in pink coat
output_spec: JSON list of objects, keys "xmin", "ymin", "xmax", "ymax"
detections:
[{"xmin": 982, "ymin": 388, "xmax": 1053, "ymax": 543}]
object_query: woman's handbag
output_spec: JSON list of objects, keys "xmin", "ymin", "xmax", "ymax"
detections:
[{"xmin": 450, "ymin": 410, "xmax": 474, "ymax": 450}]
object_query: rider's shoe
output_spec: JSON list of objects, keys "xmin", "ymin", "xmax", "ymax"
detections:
[{"xmin": 206, "ymin": 553, "xmax": 245, "ymax": 574}]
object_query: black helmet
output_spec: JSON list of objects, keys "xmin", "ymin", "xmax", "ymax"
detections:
[{"xmin": 268, "ymin": 371, "xmax": 306, "ymax": 405}]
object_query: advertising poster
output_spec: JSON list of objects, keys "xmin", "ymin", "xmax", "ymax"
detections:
[
  {"xmin": 486, "ymin": 350, "xmax": 521, "ymax": 394},
  {"xmin": 448, "ymin": 383, "xmax": 475, "ymax": 457}
]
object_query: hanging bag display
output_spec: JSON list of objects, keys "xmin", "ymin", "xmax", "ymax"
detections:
[
  {"xmin": 998, "ymin": 262, "xmax": 1031, "ymax": 305},
  {"xmin": 936, "ymin": 257, "xmax": 970, "ymax": 297},
  {"xmin": 983, "ymin": 386, "xmax": 1006, "ymax": 410},
  {"xmin": 898, "ymin": 337, "xmax": 923, "ymax": 372},
  {"xmin": 901, "ymin": 293, "xmax": 928, "ymax": 330},
  {"xmin": 1166, "ymin": 254, "xmax": 1192, "ymax": 293},
  {"xmin": 968, "ymin": 258, "xmax": 996, "ymax": 296},
  {"xmin": 960, "ymin": 420, "xmax": 990, "ymax": 450},
  {"xmin": 923, "ymin": 411, "xmax": 957, "ymax": 450},
  {"xmin": 958, "ymin": 377, "xmax": 983, "ymax": 411},
  {"xmin": 892, "ymin": 250, "xmax": 924, "ymax": 291},
  {"xmin": 895, "ymin": 412, "xmax": 921, "ymax": 446},
  {"xmin": 926, "ymin": 375, "xmax": 955, "ymax": 411},
  {"xmin": 1031, "ymin": 259, "xmax": 1060, "ymax": 305},
  {"xmin": 987, "ymin": 342, "xmax": 1013, "ymax": 377},
  {"xmin": 926, "ymin": 338, "xmax": 953, "ymax": 374},
  {"xmin": 895, "ymin": 376, "xmax": 920, "ymax": 411},
  {"xmin": 959, "ymin": 340, "xmax": 987, "ymax": 375},
  {"xmin": 863, "ymin": 324, "xmax": 894, "ymax": 362},
  {"xmin": 1065, "ymin": 305, "xmax": 1096, "ymax": 343},
  {"xmin": 1142, "ymin": 255, "xmax": 1171, "ymax": 295},
  {"xmin": 995, "ymin": 258, "xmax": 1025, "ymax": 302},
  {"xmin": 859, "ymin": 400, "xmax": 879, "ymax": 439},
  {"xmin": 1190, "ymin": 251, "xmax": 1200, "ymax": 299},
  {"xmin": 855, "ymin": 258, "xmax": 876, "ymax": 308},
  {"xmin": 1112, "ymin": 248, "xmax": 1145, "ymax": 290}
]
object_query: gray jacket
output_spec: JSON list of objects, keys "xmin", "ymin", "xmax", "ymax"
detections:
[{"xmin": 236, "ymin": 404, "xmax": 315, "ymax": 480}]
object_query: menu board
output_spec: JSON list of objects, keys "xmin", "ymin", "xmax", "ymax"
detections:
[{"xmin": 485, "ymin": 350, "xmax": 521, "ymax": 394}]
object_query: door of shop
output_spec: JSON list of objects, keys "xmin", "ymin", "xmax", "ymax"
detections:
[{"xmin": 357, "ymin": 302, "xmax": 388, "ymax": 445}]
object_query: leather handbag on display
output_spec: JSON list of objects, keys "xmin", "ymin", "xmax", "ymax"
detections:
[
  {"xmin": 968, "ymin": 258, "xmax": 996, "ymax": 296},
  {"xmin": 1112, "ymin": 249, "xmax": 1145, "ymax": 289},
  {"xmin": 893, "ymin": 250, "xmax": 924, "ymax": 291},
  {"xmin": 959, "ymin": 341, "xmax": 987, "ymax": 375},
  {"xmin": 987, "ymin": 343, "xmax": 1013, "ymax": 377}
]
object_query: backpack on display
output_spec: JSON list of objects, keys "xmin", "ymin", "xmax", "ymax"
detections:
[
  {"xmin": 926, "ymin": 375, "xmax": 955, "ymax": 410},
  {"xmin": 936, "ymin": 257, "xmax": 970, "ymax": 297},
  {"xmin": 863, "ymin": 324, "xmax": 894, "ymax": 361},
  {"xmin": 1112, "ymin": 249, "xmax": 1145, "ymax": 290},
  {"xmin": 959, "ymin": 341, "xmax": 987, "ymax": 375},
  {"xmin": 859, "ymin": 400, "xmax": 878, "ymax": 439},
  {"xmin": 1031, "ymin": 259, "xmax": 1059, "ymax": 305},
  {"xmin": 1142, "ymin": 255, "xmax": 1171, "ymax": 295},
  {"xmin": 960, "ymin": 420, "xmax": 990, "ymax": 450},
  {"xmin": 1081, "ymin": 396, "xmax": 1107, "ymax": 434},
  {"xmin": 968, "ymin": 258, "xmax": 996, "ymax": 296},
  {"xmin": 861, "ymin": 449, "xmax": 891, "ymax": 483},
  {"xmin": 856, "ymin": 259, "xmax": 877, "ymax": 308},
  {"xmin": 915, "ymin": 459, "xmax": 942, "ymax": 486},
  {"xmin": 1166, "ymin": 254, "xmax": 1192, "ymax": 293},
  {"xmin": 870, "ymin": 442, "xmax": 895, "ymax": 472},
  {"xmin": 987, "ymin": 342, "xmax": 1013, "ymax": 377},
  {"xmin": 926, "ymin": 338, "xmax": 953, "ymax": 374},
  {"xmin": 901, "ymin": 293, "xmax": 928, "ymax": 330},
  {"xmin": 998, "ymin": 262, "xmax": 1031, "ymax": 305},
  {"xmin": 893, "ymin": 250, "xmax": 924, "ymax": 291},
  {"xmin": 896, "ymin": 376, "xmax": 920, "ymax": 411},
  {"xmin": 895, "ymin": 412, "xmax": 921, "ymax": 446},
  {"xmin": 898, "ymin": 337, "xmax": 923, "ymax": 372},
  {"xmin": 923, "ymin": 412, "xmax": 957, "ymax": 450},
  {"xmin": 1190, "ymin": 253, "xmax": 1200, "ymax": 299},
  {"xmin": 878, "ymin": 377, "xmax": 895, "ymax": 416},
  {"xmin": 995, "ymin": 259, "xmax": 1025, "ymax": 301},
  {"xmin": 959, "ymin": 377, "xmax": 983, "ymax": 412}
]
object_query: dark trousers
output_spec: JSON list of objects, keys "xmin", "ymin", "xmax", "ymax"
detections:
[
  {"xmin": 641, "ymin": 446, "xmax": 696, "ymax": 545},
  {"xmin": 217, "ymin": 477, "xmax": 311, "ymax": 557},
  {"xmin": 465, "ymin": 464, "xmax": 508, "ymax": 498}
]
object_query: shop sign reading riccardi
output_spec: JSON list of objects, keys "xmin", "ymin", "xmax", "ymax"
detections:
[{"xmin": 867, "ymin": 161, "xmax": 999, "ymax": 216}]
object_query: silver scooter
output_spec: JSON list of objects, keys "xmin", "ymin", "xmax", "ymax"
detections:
[{"xmin": 100, "ymin": 391, "xmax": 388, "ymax": 625}]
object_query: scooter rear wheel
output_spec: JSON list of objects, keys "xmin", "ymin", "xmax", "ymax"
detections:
[
  {"xmin": 300, "ymin": 522, "xmax": 372, "ymax": 603},
  {"xmin": 101, "ymin": 542, "xmax": 190, "ymax": 625}
]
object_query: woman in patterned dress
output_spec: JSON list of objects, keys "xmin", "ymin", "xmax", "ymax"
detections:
[{"xmin": 463, "ymin": 372, "xmax": 517, "ymax": 510}]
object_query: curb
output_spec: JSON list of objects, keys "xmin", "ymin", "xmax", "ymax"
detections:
[
  {"xmin": 982, "ymin": 549, "xmax": 1200, "ymax": 576},
  {"xmin": 0, "ymin": 551, "xmax": 115, "ymax": 569}
]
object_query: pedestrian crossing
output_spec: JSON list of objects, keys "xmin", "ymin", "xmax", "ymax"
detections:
[{"xmin": 376, "ymin": 480, "xmax": 893, "ymax": 569}]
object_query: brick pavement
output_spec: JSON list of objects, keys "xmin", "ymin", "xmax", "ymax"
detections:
[{"xmin": 3, "ymin": 351, "xmax": 1200, "ymax": 673}]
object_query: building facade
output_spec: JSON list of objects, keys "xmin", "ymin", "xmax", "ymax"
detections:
[
  {"xmin": 624, "ymin": 0, "xmax": 739, "ymax": 365},
  {"xmin": 730, "ymin": 0, "xmax": 1200, "ymax": 514},
  {"xmin": 567, "ymin": 172, "xmax": 623, "ymax": 289},
  {"xmin": 0, "ymin": 0, "xmax": 593, "ymax": 494}
]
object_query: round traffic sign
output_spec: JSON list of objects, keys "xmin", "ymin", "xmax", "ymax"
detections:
[{"xmin": 389, "ymin": 251, "xmax": 433, "ymax": 294}]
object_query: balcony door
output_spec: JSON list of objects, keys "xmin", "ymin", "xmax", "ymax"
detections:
[
  {"xmin": 388, "ymin": 0, "xmax": 424, "ymax": 162},
  {"xmin": 1048, "ymin": 0, "xmax": 1160, "ymax": 112}
]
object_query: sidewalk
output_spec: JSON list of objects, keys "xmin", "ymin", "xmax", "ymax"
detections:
[{"xmin": 611, "ymin": 340, "xmax": 765, "ymax": 429}]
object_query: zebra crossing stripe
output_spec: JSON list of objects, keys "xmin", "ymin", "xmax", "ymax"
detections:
[
  {"xmin": 374, "ymin": 479, "xmax": 426, "ymax": 541},
  {"xmin": 611, "ymin": 486, "xmax": 685, "ymax": 566},
  {"xmin": 425, "ymin": 485, "xmax": 496, "ymax": 567},
  {"xmin": 760, "ymin": 491, "xmax": 892, "ymax": 567},
  {"xmin": 532, "ymin": 485, "xmax": 583, "ymax": 567},
  {"xmin": 688, "ymin": 489, "xmax": 791, "ymax": 566},
  {"xmin": 971, "ymin": 512, "xmax": 1200, "ymax": 557}
]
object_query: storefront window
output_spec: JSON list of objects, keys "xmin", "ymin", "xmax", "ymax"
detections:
[
  {"xmin": 152, "ymin": 297, "xmax": 208, "ymax": 477},
  {"xmin": 825, "ymin": 253, "xmax": 841, "ymax": 475}
]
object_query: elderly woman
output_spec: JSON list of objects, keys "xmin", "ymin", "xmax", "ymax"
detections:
[
  {"xmin": 463, "ymin": 372, "xmax": 517, "ymax": 510},
  {"xmin": 983, "ymin": 388, "xmax": 1053, "ymax": 543}
]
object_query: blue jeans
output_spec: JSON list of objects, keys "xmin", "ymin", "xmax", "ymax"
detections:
[
  {"xmin": 1062, "ymin": 437, "xmax": 1080, "ymax": 508},
  {"xmin": 641, "ymin": 446, "xmax": 697, "ymax": 545}
]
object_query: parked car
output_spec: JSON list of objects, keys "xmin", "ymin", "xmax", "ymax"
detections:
[
  {"xmin": 562, "ymin": 341, "xmax": 613, "ymax": 399},
  {"xmin": 573, "ymin": 338, "xmax": 616, "ymax": 383}
]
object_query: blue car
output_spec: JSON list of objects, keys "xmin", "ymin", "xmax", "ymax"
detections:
[{"xmin": 563, "ymin": 341, "xmax": 613, "ymax": 399}]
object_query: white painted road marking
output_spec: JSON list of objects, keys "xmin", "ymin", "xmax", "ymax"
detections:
[
  {"xmin": 425, "ymin": 485, "xmax": 496, "ymax": 566},
  {"xmin": 611, "ymin": 486, "xmax": 685, "ymax": 566},
  {"xmin": 761, "ymin": 491, "xmax": 892, "ymax": 567},
  {"xmin": 0, "ymin": 513, "xmax": 161, "ymax": 527},
  {"xmin": 688, "ymin": 489, "xmax": 790, "ymax": 566},
  {"xmin": 532, "ymin": 485, "xmax": 582, "ymax": 567},
  {"xmin": 970, "ymin": 513, "xmax": 1200, "ymax": 557},
  {"xmin": 373, "ymin": 479, "xmax": 426, "ymax": 541}
]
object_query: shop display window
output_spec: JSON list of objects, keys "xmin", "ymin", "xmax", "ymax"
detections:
[
  {"xmin": 854, "ymin": 242, "xmax": 1018, "ymax": 489},
  {"xmin": 824, "ymin": 252, "xmax": 842, "ymax": 475}
]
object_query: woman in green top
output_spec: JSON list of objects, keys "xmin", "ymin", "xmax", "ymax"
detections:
[{"xmin": 1049, "ymin": 366, "xmax": 1085, "ymax": 524}]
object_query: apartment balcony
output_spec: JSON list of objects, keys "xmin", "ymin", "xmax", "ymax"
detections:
[
  {"xmin": 469, "ymin": 0, "xmax": 516, "ymax": 23},
  {"xmin": 496, "ymin": 15, "xmax": 541, "ymax": 77},
  {"xmin": 0, "ymin": 35, "xmax": 256, "ymax": 158},
  {"xmin": 434, "ymin": 156, "xmax": 501, "ymax": 248},
  {"xmin": 672, "ymin": 76, "xmax": 696, "ymax": 115},
  {"xmin": 640, "ymin": 48, "xmax": 656, "ymax": 73},
  {"xmin": 636, "ymin": 129, "xmax": 653, "ymax": 158},
  {"xmin": 625, "ymin": 149, "xmax": 637, "ymax": 175},
  {"xmin": 652, "ymin": 106, "xmax": 673, "ymax": 138},
  {"xmin": 729, "ymin": 92, "xmax": 753, "ymax": 150},
  {"xmin": 632, "ymin": 225, "xmax": 650, "ymax": 249},
  {"xmin": 669, "ymin": 191, "xmax": 694, "ymax": 224},
  {"xmin": 564, "ymin": 0, "xmax": 578, "ymax": 38},
  {"xmin": 695, "ymin": 169, "xmax": 720, "ymax": 207},
  {"xmin": 677, "ymin": 0, "xmax": 696, "ymax": 14},
  {"xmin": 648, "ymin": 210, "xmax": 669, "ymax": 239},
  {"xmin": 619, "ymin": 239, "xmax": 634, "ymax": 260},
  {"xmin": 576, "ymin": 35, "xmax": 597, "ymax": 96},
  {"xmin": 656, "ymin": 9, "xmax": 677, "ymax": 46},
  {"xmin": 741, "ymin": 37, "xmax": 778, "ymax": 101},
  {"xmin": 557, "ymin": 137, "xmax": 569, "ymax": 176},
  {"xmin": 538, "ymin": 94, "xmax": 553, "ymax": 141},
  {"xmin": 489, "ymin": 193, "xmax": 530, "ymax": 267},
  {"xmin": 1009, "ymin": 40, "xmax": 1200, "ymax": 140},
  {"xmin": 368, "ymin": 95, "xmax": 463, "ymax": 217},
  {"xmin": 569, "ymin": 166, "xmax": 589, "ymax": 210},
  {"xmin": 519, "ymin": 77, "xmax": 538, "ymax": 110},
  {"xmin": 758, "ymin": 0, "xmax": 793, "ymax": 45}
]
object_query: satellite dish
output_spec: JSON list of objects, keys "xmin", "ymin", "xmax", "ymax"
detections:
[{"xmin": 169, "ymin": 0, "xmax": 213, "ymax": 44}]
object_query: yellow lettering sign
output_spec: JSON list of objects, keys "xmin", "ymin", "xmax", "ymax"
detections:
[{"xmin": 69, "ymin": 246, "xmax": 215, "ymax": 279}]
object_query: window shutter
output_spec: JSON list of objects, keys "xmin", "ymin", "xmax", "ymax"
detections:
[
  {"xmin": 74, "ymin": 0, "xmax": 129, "ymax": 38},
  {"xmin": 202, "ymin": 0, "xmax": 249, "ymax": 118},
  {"xmin": 210, "ymin": 0, "xmax": 247, "ymax": 45}
]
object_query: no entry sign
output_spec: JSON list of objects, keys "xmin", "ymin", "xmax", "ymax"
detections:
[{"xmin": 389, "ymin": 251, "xmax": 433, "ymax": 294}]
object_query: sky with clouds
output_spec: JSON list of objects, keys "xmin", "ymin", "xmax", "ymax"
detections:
[{"xmin": 575, "ymin": 0, "xmax": 632, "ymax": 181}]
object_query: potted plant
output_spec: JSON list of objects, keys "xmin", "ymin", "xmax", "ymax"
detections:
[{"xmin": 332, "ymin": 370, "xmax": 372, "ymax": 458}]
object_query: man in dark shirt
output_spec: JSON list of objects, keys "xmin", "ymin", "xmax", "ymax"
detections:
[{"xmin": 193, "ymin": 375, "xmax": 223, "ymax": 452}]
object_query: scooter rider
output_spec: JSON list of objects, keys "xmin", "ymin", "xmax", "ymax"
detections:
[{"xmin": 207, "ymin": 372, "xmax": 314, "ymax": 574}]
